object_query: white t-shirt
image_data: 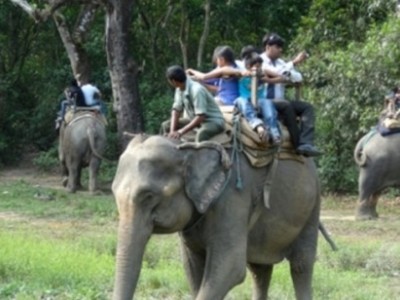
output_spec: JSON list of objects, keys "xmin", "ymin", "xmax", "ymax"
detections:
[
  {"xmin": 81, "ymin": 84, "xmax": 101, "ymax": 106},
  {"xmin": 260, "ymin": 53, "xmax": 302, "ymax": 100}
]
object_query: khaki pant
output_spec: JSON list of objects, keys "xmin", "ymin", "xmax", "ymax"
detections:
[{"xmin": 161, "ymin": 118, "xmax": 224, "ymax": 142}]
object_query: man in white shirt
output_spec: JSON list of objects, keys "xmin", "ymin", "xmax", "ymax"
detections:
[
  {"xmin": 260, "ymin": 33, "xmax": 321, "ymax": 157},
  {"xmin": 81, "ymin": 83, "xmax": 101, "ymax": 107}
]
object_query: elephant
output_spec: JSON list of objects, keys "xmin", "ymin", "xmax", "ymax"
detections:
[
  {"xmin": 111, "ymin": 135, "xmax": 321, "ymax": 300},
  {"xmin": 354, "ymin": 130, "xmax": 400, "ymax": 219},
  {"xmin": 58, "ymin": 111, "xmax": 106, "ymax": 194}
]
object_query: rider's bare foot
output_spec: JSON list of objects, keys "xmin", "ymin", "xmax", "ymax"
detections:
[{"xmin": 256, "ymin": 125, "xmax": 268, "ymax": 144}]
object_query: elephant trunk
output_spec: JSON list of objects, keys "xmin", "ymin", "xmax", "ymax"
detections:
[{"xmin": 112, "ymin": 217, "xmax": 152, "ymax": 300}]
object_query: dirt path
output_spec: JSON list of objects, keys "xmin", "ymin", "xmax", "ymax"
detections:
[{"xmin": 0, "ymin": 151, "xmax": 62, "ymax": 189}]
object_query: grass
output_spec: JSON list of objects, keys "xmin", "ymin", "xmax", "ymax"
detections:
[{"xmin": 0, "ymin": 177, "xmax": 399, "ymax": 299}]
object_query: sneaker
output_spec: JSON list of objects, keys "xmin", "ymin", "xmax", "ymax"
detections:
[{"xmin": 296, "ymin": 144, "xmax": 322, "ymax": 157}]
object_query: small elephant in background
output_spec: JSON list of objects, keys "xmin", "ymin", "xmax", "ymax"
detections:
[
  {"xmin": 354, "ymin": 131, "xmax": 400, "ymax": 219},
  {"xmin": 111, "ymin": 135, "xmax": 320, "ymax": 300},
  {"xmin": 59, "ymin": 112, "xmax": 106, "ymax": 194}
]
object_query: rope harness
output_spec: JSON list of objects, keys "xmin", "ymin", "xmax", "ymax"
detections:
[{"xmin": 231, "ymin": 112, "xmax": 244, "ymax": 190}]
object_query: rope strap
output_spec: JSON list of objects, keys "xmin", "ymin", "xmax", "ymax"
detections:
[{"xmin": 231, "ymin": 113, "xmax": 244, "ymax": 190}]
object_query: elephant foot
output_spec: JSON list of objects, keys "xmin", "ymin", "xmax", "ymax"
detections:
[
  {"xmin": 356, "ymin": 207, "xmax": 379, "ymax": 220},
  {"xmin": 67, "ymin": 186, "xmax": 77, "ymax": 193}
]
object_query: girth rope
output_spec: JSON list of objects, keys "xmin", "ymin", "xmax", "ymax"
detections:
[{"xmin": 231, "ymin": 112, "xmax": 244, "ymax": 190}]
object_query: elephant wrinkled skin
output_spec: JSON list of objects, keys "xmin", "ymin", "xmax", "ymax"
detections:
[
  {"xmin": 354, "ymin": 131, "xmax": 400, "ymax": 219},
  {"xmin": 112, "ymin": 135, "xmax": 320, "ymax": 300},
  {"xmin": 59, "ymin": 112, "xmax": 106, "ymax": 194}
]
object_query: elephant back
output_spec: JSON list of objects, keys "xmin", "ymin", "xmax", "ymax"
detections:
[
  {"xmin": 65, "ymin": 109, "xmax": 107, "ymax": 127},
  {"xmin": 60, "ymin": 110, "xmax": 106, "ymax": 149}
]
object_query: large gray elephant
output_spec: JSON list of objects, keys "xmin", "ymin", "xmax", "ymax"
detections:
[
  {"xmin": 354, "ymin": 130, "xmax": 400, "ymax": 219},
  {"xmin": 111, "ymin": 135, "xmax": 320, "ymax": 300},
  {"xmin": 59, "ymin": 111, "xmax": 106, "ymax": 194}
]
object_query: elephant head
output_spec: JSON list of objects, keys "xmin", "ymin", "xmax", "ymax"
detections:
[{"xmin": 111, "ymin": 136, "xmax": 231, "ymax": 299}]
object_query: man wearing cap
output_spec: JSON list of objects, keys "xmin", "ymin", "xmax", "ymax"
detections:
[{"xmin": 260, "ymin": 33, "xmax": 321, "ymax": 157}]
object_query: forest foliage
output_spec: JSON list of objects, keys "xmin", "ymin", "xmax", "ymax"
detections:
[{"xmin": 0, "ymin": 0, "xmax": 399, "ymax": 193}]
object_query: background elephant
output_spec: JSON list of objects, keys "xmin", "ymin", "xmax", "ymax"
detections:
[
  {"xmin": 59, "ymin": 112, "xmax": 106, "ymax": 194},
  {"xmin": 354, "ymin": 131, "xmax": 400, "ymax": 219},
  {"xmin": 112, "ymin": 135, "xmax": 320, "ymax": 300}
]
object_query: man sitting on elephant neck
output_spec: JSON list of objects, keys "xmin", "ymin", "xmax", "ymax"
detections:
[
  {"xmin": 162, "ymin": 65, "xmax": 225, "ymax": 142},
  {"xmin": 382, "ymin": 86, "xmax": 400, "ymax": 119}
]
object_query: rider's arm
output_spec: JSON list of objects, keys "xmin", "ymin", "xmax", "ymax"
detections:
[{"xmin": 187, "ymin": 66, "xmax": 241, "ymax": 81}]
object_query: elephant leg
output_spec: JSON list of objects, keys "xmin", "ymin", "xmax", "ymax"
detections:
[
  {"xmin": 194, "ymin": 238, "xmax": 247, "ymax": 300},
  {"xmin": 357, "ymin": 192, "xmax": 380, "ymax": 220},
  {"xmin": 77, "ymin": 167, "xmax": 83, "ymax": 190},
  {"xmin": 179, "ymin": 237, "xmax": 205, "ymax": 296},
  {"xmin": 289, "ymin": 258, "xmax": 314, "ymax": 300},
  {"xmin": 287, "ymin": 227, "xmax": 317, "ymax": 300},
  {"xmin": 356, "ymin": 172, "xmax": 381, "ymax": 220},
  {"xmin": 67, "ymin": 162, "xmax": 79, "ymax": 193},
  {"xmin": 247, "ymin": 263, "xmax": 273, "ymax": 300},
  {"xmin": 88, "ymin": 157, "xmax": 101, "ymax": 194},
  {"xmin": 61, "ymin": 160, "xmax": 68, "ymax": 187}
]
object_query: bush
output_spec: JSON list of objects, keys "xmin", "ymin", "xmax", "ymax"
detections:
[{"xmin": 33, "ymin": 147, "xmax": 59, "ymax": 172}]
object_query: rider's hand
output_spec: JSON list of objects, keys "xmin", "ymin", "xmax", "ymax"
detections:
[
  {"xmin": 168, "ymin": 130, "xmax": 183, "ymax": 139},
  {"xmin": 292, "ymin": 51, "xmax": 308, "ymax": 65}
]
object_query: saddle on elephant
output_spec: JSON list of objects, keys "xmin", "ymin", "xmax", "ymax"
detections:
[
  {"xmin": 64, "ymin": 107, "xmax": 108, "ymax": 127},
  {"xmin": 181, "ymin": 105, "xmax": 304, "ymax": 168}
]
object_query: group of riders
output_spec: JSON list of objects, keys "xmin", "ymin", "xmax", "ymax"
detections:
[
  {"xmin": 56, "ymin": 78, "xmax": 106, "ymax": 131},
  {"xmin": 163, "ymin": 32, "xmax": 322, "ymax": 157},
  {"xmin": 58, "ymin": 33, "xmax": 332, "ymax": 158}
]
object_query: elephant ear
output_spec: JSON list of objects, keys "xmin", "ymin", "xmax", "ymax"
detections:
[
  {"xmin": 124, "ymin": 132, "xmax": 149, "ymax": 151},
  {"xmin": 178, "ymin": 141, "xmax": 231, "ymax": 214}
]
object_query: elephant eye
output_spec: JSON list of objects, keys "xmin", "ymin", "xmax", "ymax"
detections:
[
  {"xmin": 143, "ymin": 192, "xmax": 154, "ymax": 201},
  {"xmin": 137, "ymin": 190, "xmax": 157, "ymax": 207}
]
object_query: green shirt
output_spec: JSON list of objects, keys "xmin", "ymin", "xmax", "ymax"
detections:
[{"xmin": 172, "ymin": 78, "xmax": 224, "ymax": 127}]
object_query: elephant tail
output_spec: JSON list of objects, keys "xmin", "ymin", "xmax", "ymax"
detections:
[
  {"xmin": 354, "ymin": 138, "xmax": 368, "ymax": 167},
  {"xmin": 319, "ymin": 222, "xmax": 338, "ymax": 251},
  {"xmin": 87, "ymin": 125, "xmax": 112, "ymax": 163}
]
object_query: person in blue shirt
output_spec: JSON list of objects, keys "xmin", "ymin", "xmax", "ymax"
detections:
[
  {"xmin": 236, "ymin": 52, "xmax": 282, "ymax": 145},
  {"xmin": 186, "ymin": 46, "xmax": 240, "ymax": 106}
]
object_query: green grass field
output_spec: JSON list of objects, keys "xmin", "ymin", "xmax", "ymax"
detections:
[{"xmin": 0, "ymin": 175, "xmax": 399, "ymax": 299}]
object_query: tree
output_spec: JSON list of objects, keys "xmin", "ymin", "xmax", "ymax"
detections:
[{"xmin": 10, "ymin": 0, "xmax": 144, "ymax": 148}]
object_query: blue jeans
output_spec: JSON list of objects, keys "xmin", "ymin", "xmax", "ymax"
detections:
[
  {"xmin": 59, "ymin": 100, "xmax": 70, "ymax": 120},
  {"xmin": 235, "ymin": 97, "xmax": 280, "ymax": 139},
  {"xmin": 258, "ymin": 98, "xmax": 280, "ymax": 139},
  {"xmin": 235, "ymin": 97, "xmax": 263, "ymax": 129}
]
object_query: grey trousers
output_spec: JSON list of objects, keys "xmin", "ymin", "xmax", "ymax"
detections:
[{"xmin": 161, "ymin": 118, "xmax": 224, "ymax": 142}]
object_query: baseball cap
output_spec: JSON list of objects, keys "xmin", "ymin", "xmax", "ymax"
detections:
[{"xmin": 262, "ymin": 33, "xmax": 285, "ymax": 47}]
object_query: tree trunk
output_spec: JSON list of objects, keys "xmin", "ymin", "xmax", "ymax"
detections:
[
  {"xmin": 179, "ymin": 0, "xmax": 189, "ymax": 69},
  {"xmin": 53, "ymin": 13, "xmax": 91, "ymax": 83},
  {"xmin": 196, "ymin": 0, "xmax": 211, "ymax": 68},
  {"xmin": 105, "ymin": 0, "xmax": 144, "ymax": 149}
]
